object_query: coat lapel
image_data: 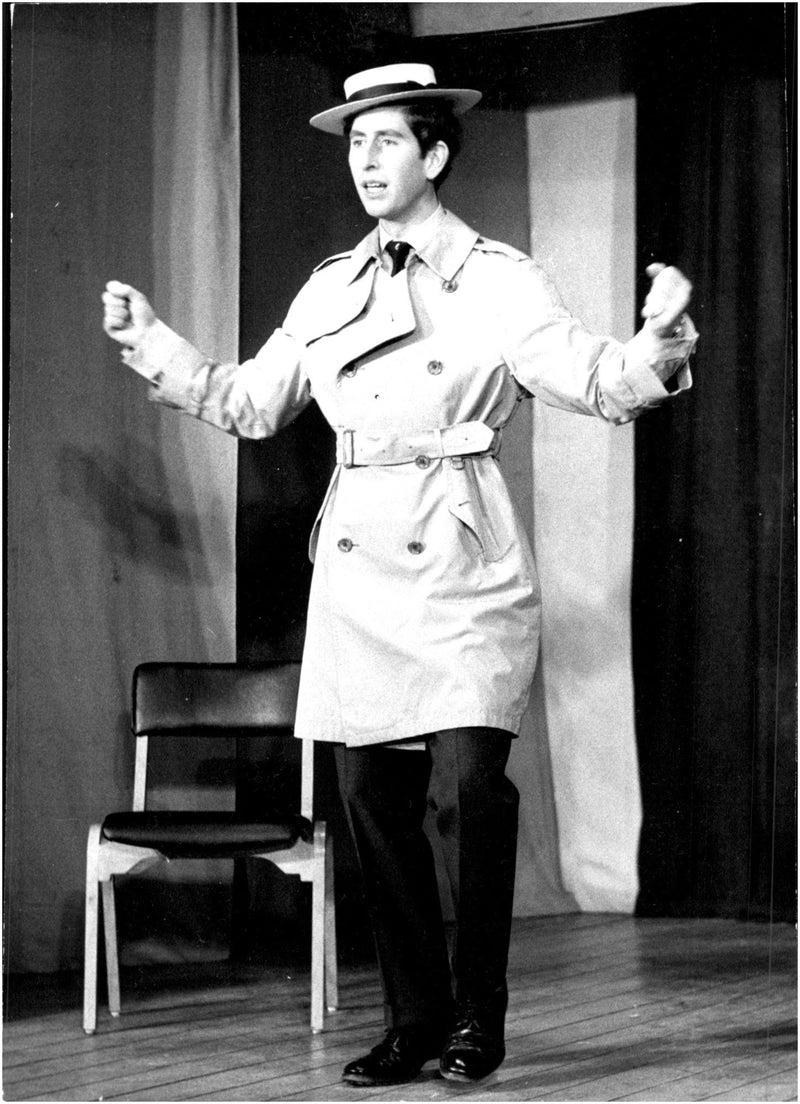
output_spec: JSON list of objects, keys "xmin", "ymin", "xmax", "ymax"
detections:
[
  {"xmin": 305, "ymin": 225, "xmax": 417, "ymax": 372},
  {"xmin": 303, "ymin": 212, "xmax": 480, "ymax": 374},
  {"xmin": 304, "ymin": 231, "xmax": 379, "ymax": 344},
  {"xmin": 311, "ymin": 281, "xmax": 416, "ymax": 375}
]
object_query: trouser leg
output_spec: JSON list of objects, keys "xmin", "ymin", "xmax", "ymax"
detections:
[
  {"xmin": 428, "ymin": 727, "xmax": 519, "ymax": 1028},
  {"xmin": 334, "ymin": 743, "xmax": 453, "ymax": 1031}
]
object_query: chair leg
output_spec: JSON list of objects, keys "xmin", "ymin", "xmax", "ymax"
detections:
[
  {"xmin": 101, "ymin": 878, "xmax": 121, "ymax": 1017},
  {"xmin": 324, "ymin": 836, "xmax": 339, "ymax": 1013},
  {"xmin": 310, "ymin": 822, "xmax": 326, "ymax": 1033},
  {"xmin": 83, "ymin": 825, "xmax": 102, "ymax": 1035}
]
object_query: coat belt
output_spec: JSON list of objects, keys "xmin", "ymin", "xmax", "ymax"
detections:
[{"xmin": 335, "ymin": 422, "xmax": 500, "ymax": 468}]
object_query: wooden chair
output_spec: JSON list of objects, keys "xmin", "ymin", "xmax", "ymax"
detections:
[{"xmin": 83, "ymin": 661, "xmax": 338, "ymax": 1034}]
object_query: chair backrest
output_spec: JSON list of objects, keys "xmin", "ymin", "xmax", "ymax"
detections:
[
  {"xmin": 133, "ymin": 662, "xmax": 300, "ymax": 734},
  {"xmin": 130, "ymin": 662, "xmax": 311, "ymax": 817}
]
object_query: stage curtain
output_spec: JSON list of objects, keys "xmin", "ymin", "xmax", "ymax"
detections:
[
  {"xmin": 526, "ymin": 97, "xmax": 641, "ymax": 913},
  {"xmin": 632, "ymin": 4, "xmax": 795, "ymax": 920},
  {"xmin": 6, "ymin": 3, "xmax": 239, "ymax": 972}
]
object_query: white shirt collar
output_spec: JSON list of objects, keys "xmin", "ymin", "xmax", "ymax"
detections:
[{"xmin": 378, "ymin": 203, "xmax": 445, "ymax": 255}]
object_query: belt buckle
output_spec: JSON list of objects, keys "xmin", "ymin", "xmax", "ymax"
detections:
[{"xmin": 341, "ymin": 429, "xmax": 355, "ymax": 468}]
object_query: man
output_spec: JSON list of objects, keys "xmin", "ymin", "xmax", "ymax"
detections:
[{"xmin": 103, "ymin": 63, "xmax": 696, "ymax": 1087}]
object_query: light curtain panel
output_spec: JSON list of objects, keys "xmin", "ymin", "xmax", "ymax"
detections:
[
  {"xmin": 6, "ymin": 3, "xmax": 240, "ymax": 971},
  {"xmin": 524, "ymin": 97, "xmax": 641, "ymax": 912}
]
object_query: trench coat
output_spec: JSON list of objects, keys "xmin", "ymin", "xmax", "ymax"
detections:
[{"xmin": 124, "ymin": 209, "xmax": 696, "ymax": 747}]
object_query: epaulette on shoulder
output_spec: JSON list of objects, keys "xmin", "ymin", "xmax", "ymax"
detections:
[
  {"xmin": 312, "ymin": 250, "xmax": 353, "ymax": 274},
  {"xmin": 473, "ymin": 237, "xmax": 529, "ymax": 262}
]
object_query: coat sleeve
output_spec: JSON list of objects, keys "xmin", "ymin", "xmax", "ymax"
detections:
[
  {"xmin": 496, "ymin": 253, "xmax": 697, "ymax": 425},
  {"xmin": 121, "ymin": 311, "xmax": 313, "ymax": 440}
]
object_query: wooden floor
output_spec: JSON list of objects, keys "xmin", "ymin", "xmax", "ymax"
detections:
[{"xmin": 4, "ymin": 915, "xmax": 796, "ymax": 1102}]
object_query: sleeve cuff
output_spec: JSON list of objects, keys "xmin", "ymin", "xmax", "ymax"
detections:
[
  {"xmin": 622, "ymin": 315, "xmax": 698, "ymax": 405},
  {"xmin": 121, "ymin": 320, "xmax": 211, "ymax": 407}
]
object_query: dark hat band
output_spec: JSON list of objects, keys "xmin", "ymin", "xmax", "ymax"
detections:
[{"xmin": 347, "ymin": 80, "xmax": 433, "ymax": 104}]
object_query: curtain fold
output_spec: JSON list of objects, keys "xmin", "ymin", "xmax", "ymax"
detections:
[{"xmin": 632, "ymin": 3, "xmax": 795, "ymax": 920}]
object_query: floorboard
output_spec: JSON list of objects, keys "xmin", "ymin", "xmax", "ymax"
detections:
[{"xmin": 3, "ymin": 916, "xmax": 796, "ymax": 1102}]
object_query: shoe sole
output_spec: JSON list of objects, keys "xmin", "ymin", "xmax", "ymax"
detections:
[
  {"xmin": 342, "ymin": 1070, "xmax": 427, "ymax": 1087},
  {"xmin": 440, "ymin": 1067, "xmax": 482, "ymax": 1083},
  {"xmin": 342, "ymin": 1056, "xmax": 441, "ymax": 1087},
  {"xmin": 439, "ymin": 1061, "xmax": 503, "ymax": 1083},
  {"xmin": 342, "ymin": 1075, "xmax": 405, "ymax": 1086}
]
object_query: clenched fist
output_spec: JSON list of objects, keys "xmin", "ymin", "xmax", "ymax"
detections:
[
  {"xmin": 102, "ymin": 281, "xmax": 156, "ymax": 346},
  {"xmin": 641, "ymin": 263, "xmax": 693, "ymax": 338}
]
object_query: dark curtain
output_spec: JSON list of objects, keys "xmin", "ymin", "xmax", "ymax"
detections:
[
  {"xmin": 236, "ymin": 4, "xmax": 413, "ymax": 664},
  {"xmin": 632, "ymin": 4, "xmax": 796, "ymax": 920}
]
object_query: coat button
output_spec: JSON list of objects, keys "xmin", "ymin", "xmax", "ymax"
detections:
[
  {"xmin": 442, "ymin": 279, "xmax": 457, "ymax": 293},
  {"xmin": 337, "ymin": 537, "xmax": 353, "ymax": 552},
  {"xmin": 407, "ymin": 541, "xmax": 425, "ymax": 555},
  {"xmin": 415, "ymin": 455, "xmax": 431, "ymax": 469},
  {"xmin": 427, "ymin": 360, "xmax": 443, "ymax": 375},
  {"xmin": 341, "ymin": 364, "xmax": 356, "ymax": 378}
]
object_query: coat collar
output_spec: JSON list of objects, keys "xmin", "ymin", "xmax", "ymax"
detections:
[
  {"xmin": 344, "ymin": 208, "xmax": 480, "ymax": 285},
  {"xmin": 415, "ymin": 208, "xmax": 481, "ymax": 281},
  {"xmin": 343, "ymin": 230, "xmax": 380, "ymax": 285}
]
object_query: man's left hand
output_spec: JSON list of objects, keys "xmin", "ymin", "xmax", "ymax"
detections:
[{"xmin": 641, "ymin": 263, "xmax": 693, "ymax": 338}]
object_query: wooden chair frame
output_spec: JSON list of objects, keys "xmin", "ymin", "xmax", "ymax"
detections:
[{"xmin": 83, "ymin": 663, "xmax": 338, "ymax": 1035}]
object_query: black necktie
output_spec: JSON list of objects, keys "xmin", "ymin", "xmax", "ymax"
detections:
[{"xmin": 385, "ymin": 240, "xmax": 412, "ymax": 277}]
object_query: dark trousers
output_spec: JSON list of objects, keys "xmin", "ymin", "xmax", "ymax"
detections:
[{"xmin": 335, "ymin": 728, "xmax": 519, "ymax": 1033}]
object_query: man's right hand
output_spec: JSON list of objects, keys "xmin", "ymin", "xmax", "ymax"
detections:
[{"xmin": 102, "ymin": 281, "xmax": 156, "ymax": 346}]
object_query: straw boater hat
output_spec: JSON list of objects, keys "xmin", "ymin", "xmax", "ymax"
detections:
[{"xmin": 309, "ymin": 62, "xmax": 482, "ymax": 136}]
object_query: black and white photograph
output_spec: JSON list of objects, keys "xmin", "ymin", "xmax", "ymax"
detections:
[{"xmin": 5, "ymin": 3, "xmax": 796, "ymax": 1101}]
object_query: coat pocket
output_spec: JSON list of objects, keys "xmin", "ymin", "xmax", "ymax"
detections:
[
  {"xmin": 308, "ymin": 467, "xmax": 341, "ymax": 563},
  {"xmin": 445, "ymin": 458, "xmax": 512, "ymax": 564}
]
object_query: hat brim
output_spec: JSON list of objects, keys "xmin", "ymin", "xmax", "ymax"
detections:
[{"xmin": 309, "ymin": 88, "xmax": 482, "ymax": 136}]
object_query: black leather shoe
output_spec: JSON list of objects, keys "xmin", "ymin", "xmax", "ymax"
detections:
[
  {"xmin": 439, "ymin": 1006, "xmax": 506, "ymax": 1082},
  {"xmin": 342, "ymin": 1027, "xmax": 444, "ymax": 1086}
]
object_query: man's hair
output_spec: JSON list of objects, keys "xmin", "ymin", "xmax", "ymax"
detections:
[{"xmin": 344, "ymin": 100, "xmax": 463, "ymax": 190}]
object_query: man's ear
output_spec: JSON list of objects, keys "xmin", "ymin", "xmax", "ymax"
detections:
[{"xmin": 424, "ymin": 140, "xmax": 450, "ymax": 182}]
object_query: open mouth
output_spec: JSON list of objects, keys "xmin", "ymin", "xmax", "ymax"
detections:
[{"xmin": 362, "ymin": 182, "xmax": 387, "ymax": 195}]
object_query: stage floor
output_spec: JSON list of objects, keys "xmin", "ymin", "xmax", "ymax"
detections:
[{"xmin": 4, "ymin": 914, "xmax": 796, "ymax": 1102}]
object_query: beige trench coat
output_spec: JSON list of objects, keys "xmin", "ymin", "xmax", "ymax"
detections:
[{"xmin": 125, "ymin": 209, "xmax": 696, "ymax": 746}]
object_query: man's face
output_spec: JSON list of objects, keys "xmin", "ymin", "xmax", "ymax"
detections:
[{"xmin": 347, "ymin": 106, "xmax": 441, "ymax": 227}]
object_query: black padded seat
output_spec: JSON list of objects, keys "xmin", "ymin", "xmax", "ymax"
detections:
[{"xmin": 101, "ymin": 811, "xmax": 313, "ymax": 858}]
